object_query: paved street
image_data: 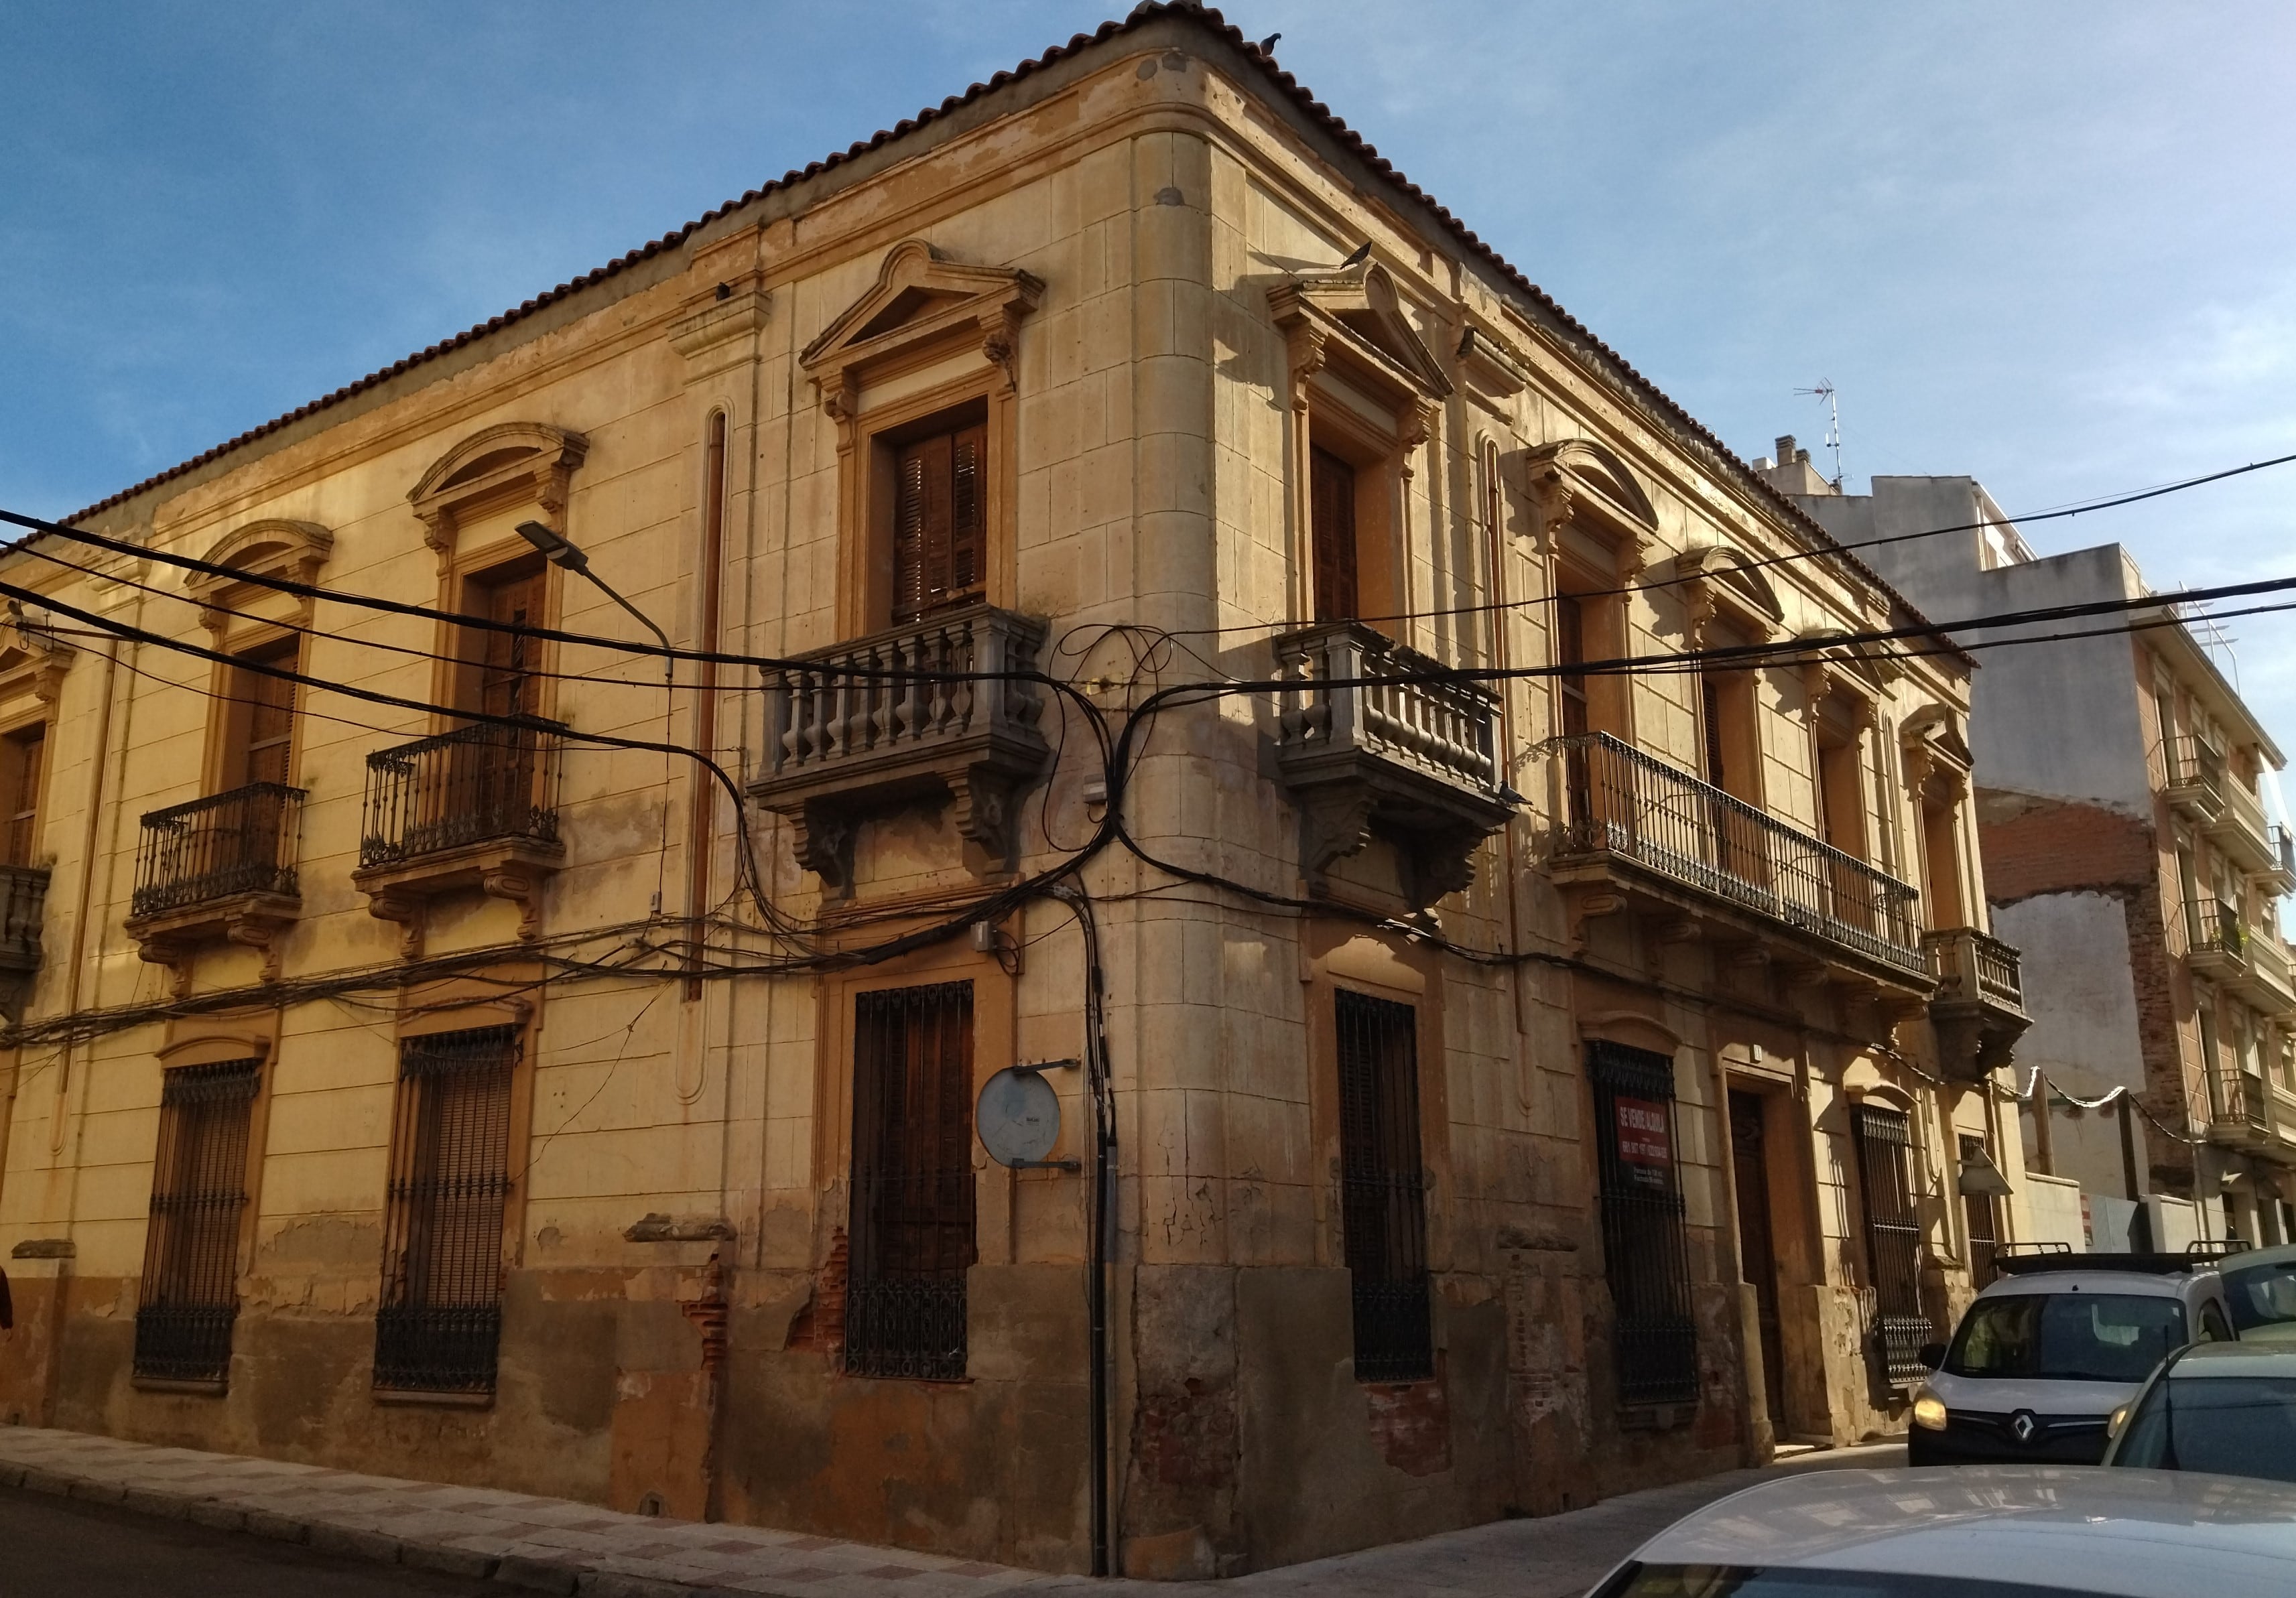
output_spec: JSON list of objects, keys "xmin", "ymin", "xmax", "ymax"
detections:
[
  {"xmin": 0, "ymin": 1423, "xmax": 1903, "ymax": 1597},
  {"xmin": 0, "ymin": 1479, "xmax": 495, "ymax": 1595}
]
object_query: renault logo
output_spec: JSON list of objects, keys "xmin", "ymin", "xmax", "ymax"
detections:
[{"xmin": 2009, "ymin": 1410, "xmax": 2041, "ymax": 1445}]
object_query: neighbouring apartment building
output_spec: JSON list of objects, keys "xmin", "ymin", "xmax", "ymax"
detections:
[
  {"xmin": 1788, "ymin": 461, "xmax": 2296, "ymax": 1253},
  {"xmin": 0, "ymin": 8, "xmax": 2032, "ymax": 1577}
]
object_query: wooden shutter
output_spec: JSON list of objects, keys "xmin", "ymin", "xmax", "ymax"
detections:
[
  {"xmin": 1310, "ymin": 445, "xmax": 1359, "ymax": 622},
  {"xmin": 894, "ymin": 420, "xmax": 987, "ymax": 623},
  {"xmin": 474, "ymin": 566, "xmax": 546, "ymax": 720},
  {"xmin": 846, "ymin": 981, "xmax": 976, "ymax": 1380},
  {"xmin": 2, "ymin": 726, "xmax": 42, "ymax": 867},
  {"xmin": 233, "ymin": 639, "xmax": 300, "ymax": 789},
  {"xmin": 1334, "ymin": 988, "xmax": 1432, "ymax": 1382}
]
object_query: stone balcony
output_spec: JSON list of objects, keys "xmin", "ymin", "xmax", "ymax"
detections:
[
  {"xmin": 353, "ymin": 722, "xmax": 564, "ymax": 957},
  {"xmin": 1925, "ymin": 926, "xmax": 2031, "ymax": 1081},
  {"xmin": 124, "ymin": 782, "xmax": 304, "ymax": 990},
  {"xmin": 1547, "ymin": 730, "xmax": 1931, "ymax": 994},
  {"xmin": 1270, "ymin": 622, "xmax": 1516, "ymax": 913},
  {"xmin": 0, "ymin": 861, "xmax": 50, "ymax": 1017},
  {"xmin": 752, "ymin": 603, "xmax": 1051, "ymax": 890}
]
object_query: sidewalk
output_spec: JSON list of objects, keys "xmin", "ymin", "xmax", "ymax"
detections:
[{"xmin": 0, "ymin": 1422, "xmax": 1903, "ymax": 1597}]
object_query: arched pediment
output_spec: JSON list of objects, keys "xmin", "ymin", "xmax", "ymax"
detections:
[
  {"xmin": 185, "ymin": 518, "xmax": 334, "ymax": 637},
  {"xmin": 408, "ymin": 421, "xmax": 587, "ymax": 564},
  {"xmin": 1675, "ymin": 543, "xmax": 1784, "ymax": 645},
  {"xmin": 1796, "ymin": 626, "xmax": 1899, "ymax": 710},
  {"xmin": 1523, "ymin": 438, "xmax": 1660, "ymax": 578},
  {"xmin": 800, "ymin": 239, "xmax": 1043, "ymax": 417}
]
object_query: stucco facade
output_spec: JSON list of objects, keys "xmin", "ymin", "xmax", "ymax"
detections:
[{"xmin": 1, "ymin": 10, "xmax": 2029, "ymax": 1577}]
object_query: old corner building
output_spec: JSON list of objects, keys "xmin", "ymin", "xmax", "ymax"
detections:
[{"xmin": 0, "ymin": 6, "xmax": 2037, "ymax": 1579}]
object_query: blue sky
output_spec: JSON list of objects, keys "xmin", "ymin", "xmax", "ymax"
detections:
[{"xmin": 5, "ymin": 1, "xmax": 2293, "ymax": 735}]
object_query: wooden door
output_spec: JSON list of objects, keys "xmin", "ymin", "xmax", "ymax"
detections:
[{"xmin": 1730, "ymin": 1089, "xmax": 1787, "ymax": 1426}]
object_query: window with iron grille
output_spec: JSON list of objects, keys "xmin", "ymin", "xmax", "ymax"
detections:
[
  {"xmin": 846, "ymin": 982, "xmax": 975, "ymax": 1380},
  {"xmin": 1960, "ymin": 1134, "xmax": 2000, "ymax": 1290},
  {"xmin": 1334, "ymin": 988, "xmax": 1433, "ymax": 1382},
  {"xmin": 373, "ymin": 1025, "xmax": 517, "ymax": 1394},
  {"xmin": 133, "ymin": 1058, "xmax": 260, "ymax": 1384},
  {"xmin": 1588, "ymin": 1040, "xmax": 1698, "ymax": 1406},
  {"xmin": 1854, "ymin": 1103, "xmax": 1931, "ymax": 1386}
]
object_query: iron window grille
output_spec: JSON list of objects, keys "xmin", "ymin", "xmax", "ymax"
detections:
[
  {"xmin": 1588, "ymin": 1040, "xmax": 1699, "ymax": 1406},
  {"xmin": 1334, "ymin": 988, "xmax": 1434, "ymax": 1382},
  {"xmin": 373, "ymin": 1025, "xmax": 517, "ymax": 1394},
  {"xmin": 846, "ymin": 982, "xmax": 976, "ymax": 1381},
  {"xmin": 1960, "ymin": 1134, "xmax": 2000, "ymax": 1290},
  {"xmin": 1854, "ymin": 1104, "xmax": 1933, "ymax": 1386},
  {"xmin": 133, "ymin": 1058, "xmax": 261, "ymax": 1384}
]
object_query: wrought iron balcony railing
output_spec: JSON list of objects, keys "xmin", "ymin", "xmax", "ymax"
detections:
[
  {"xmin": 361, "ymin": 722, "xmax": 562, "ymax": 870},
  {"xmin": 2164, "ymin": 735, "xmax": 2227, "ymax": 819},
  {"xmin": 131, "ymin": 783, "xmax": 305, "ymax": 918},
  {"xmin": 1273, "ymin": 622, "xmax": 1506, "ymax": 801},
  {"xmin": 2182, "ymin": 897, "xmax": 2246, "ymax": 963},
  {"xmin": 1550, "ymin": 731, "xmax": 1926, "ymax": 976},
  {"xmin": 0, "ymin": 861, "xmax": 49, "ymax": 972}
]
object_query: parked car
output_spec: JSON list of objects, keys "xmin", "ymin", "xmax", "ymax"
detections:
[
  {"xmin": 1585, "ymin": 1465, "xmax": 2296, "ymax": 1598},
  {"xmin": 1907, "ymin": 1252, "xmax": 2234, "ymax": 1466},
  {"xmin": 2219, "ymin": 1242, "xmax": 2296, "ymax": 1343},
  {"xmin": 2102, "ymin": 1341, "xmax": 2296, "ymax": 1483}
]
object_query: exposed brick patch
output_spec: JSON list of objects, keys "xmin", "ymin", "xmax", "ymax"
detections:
[
  {"xmin": 1134, "ymin": 1377, "xmax": 1238, "ymax": 1491},
  {"xmin": 1365, "ymin": 1361, "xmax": 1453, "ymax": 1477},
  {"xmin": 1978, "ymin": 791, "xmax": 2156, "ymax": 903},
  {"xmin": 785, "ymin": 1231, "xmax": 848, "ymax": 1365}
]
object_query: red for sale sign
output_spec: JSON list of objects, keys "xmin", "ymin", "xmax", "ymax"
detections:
[{"xmin": 1614, "ymin": 1096, "xmax": 1672, "ymax": 1184}]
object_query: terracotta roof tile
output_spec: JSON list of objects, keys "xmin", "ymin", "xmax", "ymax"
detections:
[{"xmin": 60, "ymin": 2, "xmax": 1932, "ymax": 634}]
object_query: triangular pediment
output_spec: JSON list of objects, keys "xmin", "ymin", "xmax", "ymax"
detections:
[
  {"xmin": 1268, "ymin": 263, "xmax": 1450, "ymax": 401},
  {"xmin": 800, "ymin": 239, "xmax": 1043, "ymax": 381}
]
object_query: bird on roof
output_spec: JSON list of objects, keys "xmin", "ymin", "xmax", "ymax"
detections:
[
  {"xmin": 1259, "ymin": 32, "xmax": 1281, "ymax": 53},
  {"xmin": 1336, "ymin": 240, "xmax": 1373, "ymax": 270}
]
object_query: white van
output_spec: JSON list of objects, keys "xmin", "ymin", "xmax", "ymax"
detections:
[{"xmin": 1908, "ymin": 1250, "xmax": 2235, "ymax": 1467}]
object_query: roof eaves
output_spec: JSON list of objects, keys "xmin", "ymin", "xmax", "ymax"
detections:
[{"xmin": 56, "ymin": 1, "xmax": 1968, "ymax": 664}]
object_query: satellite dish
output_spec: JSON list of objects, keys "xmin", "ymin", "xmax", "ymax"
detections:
[{"xmin": 978, "ymin": 1065, "xmax": 1063, "ymax": 1168}]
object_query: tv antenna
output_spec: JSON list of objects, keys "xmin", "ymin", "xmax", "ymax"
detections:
[{"xmin": 1793, "ymin": 381, "xmax": 1842, "ymax": 490}]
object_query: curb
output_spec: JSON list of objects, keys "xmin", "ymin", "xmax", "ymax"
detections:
[{"xmin": 1, "ymin": 1457, "xmax": 738, "ymax": 1595}]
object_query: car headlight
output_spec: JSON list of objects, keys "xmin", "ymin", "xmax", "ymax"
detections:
[{"xmin": 1911, "ymin": 1389, "xmax": 1949, "ymax": 1431}]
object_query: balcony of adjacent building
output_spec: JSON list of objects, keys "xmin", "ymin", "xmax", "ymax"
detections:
[
  {"xmin": 352, "ymin": 721, "xmax": 564, "ymax": 956},
  {"xmin": 2181, "ymin": 897, "xmax": 2296, "ymax": 1020},
  {"xmin": 751, "ymin": 602, "xmax": 1051, "ymax": 892},
  {"xmin": 2163, "ymin": 735, "xmax": 2228, "ymax": 825},
  {"xmin": 1545, "ymin": 730, "xmax": 1932, "ymax": 995},
  {"xmin": 2207, "ymin": 1061, "xmax": 2281, "ymax": 1158},
  {"xmin": 1925, "ymin": 926, "xmax": 2031, "ymax": 1081},
  {"xmin": 124, "ymin": 783, "xmax": 305, "ymax": 990},
  {"xmin": 1269, "ymin": 622, "xmax": 1517, "ymax": 914},
  {"xmin": 2205, "ymin": 761, "xmax": 2295, "ymax": 891}
]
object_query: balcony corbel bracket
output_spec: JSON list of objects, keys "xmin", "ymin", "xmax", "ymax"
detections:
[
  {"xmin": 952, "ymin": 763, "xmax": 1033, "ymax": 877},
  {"xmin": 1297, "ymin": 789, "xmax": 1379, "ymax": 892},
  {"xmin": 791, "ymin": 803, "xmax": 859, "ymax": 896},
  {"xmin": 481, "ymin": 864, "xmax": 548, "ymax": 943},
  {"xmin": 1397, "ymin": 821, "xmax": 1490, "ymax": 916},
  {"xmin": 222, "ymin": 911, "xmax": 288, "ymax": 986},
  {"xmin": 367, "ymin": 890, "xmax": 428, "ymax": 963},
  {"xmin": 134, "ymin": 935, "xmax": 196, "ymax": 1001}
]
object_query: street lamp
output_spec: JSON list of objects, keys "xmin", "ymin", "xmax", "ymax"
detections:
[{"xmin": 514, "ymin": 520, "xmax": 672, "ymax": 665}]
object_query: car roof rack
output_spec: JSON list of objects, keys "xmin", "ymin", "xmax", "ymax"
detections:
[{"xmin": 1993, "ymin": 1249, "xmax": 2222, "ymax": 1277}]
